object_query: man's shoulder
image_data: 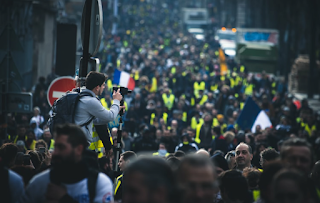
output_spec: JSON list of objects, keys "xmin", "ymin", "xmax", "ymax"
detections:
[
  {"xmin": 8, "ymin": 169, "xmax": 23, "ymax": 183},
  {"xmin": 29, "ymin": 169, "xmax": 51, "ymax": 185}
]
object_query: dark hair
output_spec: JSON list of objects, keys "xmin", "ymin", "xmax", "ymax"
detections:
[
  {"xmin": 35, "ymin": 139, "xmax": 48, "ymax": 150},
  {"xmin": 260, "ymin": 148, "xmax": 279, "ymax": 161},
  {"xmin": 54, "ymin": 124, "xmax": 89, "ymax": 148},
  {"xmin": 174, "ymin": 150, "xmax": 185, "ymax": 158},
  {"xmin": 124, "ymin": 157, "xmax": 178, "ymax": 202},
  {"xmin": 120, "ymin": 151, "xmax": 136, "ymax": 161},
  {"xmin": 0, "ymin": 143, "xmax": 18, "ymax": 167},
  {"xmin": 85, "ymin": 71, "xmax": 107, "ymax": 90},
  {"xmin": 167, "ymin": 156, "xmax": 181, "ymax": 172},
  {"xmin": 219, "ymin": 170, "xmax": 251, "ymax": 202},
  {"xmin": 236, "ymin": 142, "xmax": 252, "ymax": 154},
  {"xmin": 272, "ymin": 169, "xmax": 309, "ymax": 198},
  {"xmin": 259, "ymin": 160, "xmax": 284, "ymax": 200},
  {"xmin": 242, "ymin": 167, "xmax": 261, "ymax": 189},
  {"xmin": 281, "ymin": 138, "xmax": 313, "ymax": 164},
  {"xmin": 178, "ymin": 154, "xmax": 215, "ymax": 179}
]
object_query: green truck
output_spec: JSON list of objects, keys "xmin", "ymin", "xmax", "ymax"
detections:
[{"xmin": 235, "ymin": 28, "xmax": 279, "ymax": 73}]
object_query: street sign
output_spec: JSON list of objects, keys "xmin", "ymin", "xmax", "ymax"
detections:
[
  {"xmin": 0, "ymin": 92, "xmax": 33, "ymax": 113},
  {"xmin": 81, "ymin": 0, "xmax": 103, "ymax": 56},
  {"xmin": 47, "ymin": 76, "xmax": 76, "ymax": 106}
]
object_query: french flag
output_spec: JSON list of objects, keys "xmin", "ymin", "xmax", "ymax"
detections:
[
  {"xmin": 112, "ymin": 69, "xmax": 135, "ymax": 90},
  {"xmin": 236, "ymin": 97, "xmax": 272, "ymax": 133}
]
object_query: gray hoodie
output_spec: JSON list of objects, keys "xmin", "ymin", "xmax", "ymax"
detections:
[{"xmin": 74, "ymin": 88, "xmax": 120, "ymax": 143}]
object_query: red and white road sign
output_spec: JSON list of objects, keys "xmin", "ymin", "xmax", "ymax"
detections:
[{"xmin": 47, "ymin": 76, "xmax": 76, "ymax": 106}]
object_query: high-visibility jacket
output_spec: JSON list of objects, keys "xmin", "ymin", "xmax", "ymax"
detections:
[
  {"xmin": 245, "ymin": 84, "xmax": 254, "ymax": 96},
  {"xmin": 195, "ymin": 123, "xmax": 215, "ymax": 144},
  {"xmin": 191, "ymin": 117, "xmax": 204, "ymax": 130},
  {"xmin": 162, "ymin": 93, "xmax": 175, "ymax": 110},
  {"xmin": 194, "ymin": 81, "xmax": 205, "ymax": 97},
  {"xmin": 210, "ymin": 84, "xmax": 218, "ymax": 91},
  {"xmin": 134, "ymin": 70, "xmax": 139, "ymax": 81},
  {"xmin": 271, "ymin": 82, "xmax": 277, "ymax": 95},
  {"xmin": 107, "ymin": 79, "xmax": 113, "ymax": 91},
  {"xmin": 48, "ymin": 139, "xmax": 55, "ymax": 150},
  {"xmin": 253, "ymin": 190, "xmax": 260, "ymax": 201},
  {"xmin": 240, "ymin": 65, "xmax": 245, "ymax": 73},
  {"xmin": 100, "ymin": 98, "xmax": 111, "ymax": 110},
  {"xmin": 150, "ymin": 112, "xmax": 168, "ymax": 125},
  {"xmin": 212, "ymin": 118, "xmax": 219, "ymax": 127},
  {"xmin": 182, "ymin": 112, "xmax": 187, "ymax": 122},
  {"xmin": 114, "ymin": 174, "xmax": 123, "ymax": 200},
  {"xmin": 8, "ymin": 135, "xmax": 36, "ymax": 150},
  {"xmin": 89, "ymin": 125, "xmax": 105, "ymax": 158},
  {"xmin": 301, "ymin": 122, "xmax": 316, "ymax": 136},
  {"xmin": 149, "ymin": 77, "xmax": 157, "ymax": 93},
  {"xmin": 198, "ymin": 95, "xmax": 208, "ymax": 106},
  {"xmin": 152, "ymin": 152, "xmax": 170, "ymax": 157}
]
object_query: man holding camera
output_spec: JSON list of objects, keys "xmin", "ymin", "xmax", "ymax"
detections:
[{"xmin": 74, "ymin": 71, "xmax": 124, "ymax": 147}]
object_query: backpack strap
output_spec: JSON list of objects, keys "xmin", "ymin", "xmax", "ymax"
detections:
[
  {"xmin": 72, "ymin": 91, "xmax": 95, "ymax": 125},
  {"xmin": 87, "ymin": 169, "xmax": 99, "ymax": 203}
]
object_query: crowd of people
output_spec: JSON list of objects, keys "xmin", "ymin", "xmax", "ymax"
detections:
[{"xmin": 1, "ymin": 0, "xmax": 320, "ymax": 203}]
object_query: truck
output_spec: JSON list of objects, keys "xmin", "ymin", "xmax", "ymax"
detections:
[
  {"xmin": 182, "ymin": 8, "xmax": 210, "ymax": 41},
  {"xmin": 235, "ymin": 28, "xmax": 279, "ymax": 73}
]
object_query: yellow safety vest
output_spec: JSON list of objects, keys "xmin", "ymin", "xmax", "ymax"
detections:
[
  {"xmin": 245, "ymin": 84, "xmax": 254, "ymax": 96},
  {"xmin": 191, "ymin": 117, "xmax": 204, "ymax": 130},
  {"xmin": 48, "ymin": 139, "xmax": 55, "ymax": 150},
  {"xmin": 301, "ymin": 122, "xmax": 316, "ymax": 136},
  {"xmin": 194, "ymin": 81, "xmax": 206, "ymax": 97},
  {"xmin": 152, "ymin": 152, "xmax": 170, "ymax": 157},
  {"xmin": 150, "ymin": 112, "xmax": 168, "ymax": 125},
  {"xmin": 212, "ymin": 118, "xmax": 219, "ymax": 127},
  {"xmin": 9, "ymin": 135, "xmax": 35, "ymax": 150},
  {"xmin": 198, "ymin": 95, "xmax": 208, "ymax": 105},
  {"xmin": 210, "ymin": 84, "xmax": 218, "ymax": 91},
  {"xmin": 253, "ymin": 190, "xmax": 260, "ymax": 201},
  {"xmin": 89, "ymin": 125, "xmax": 105, "ymax": 158},
  {"xmin": 134, "ymin": 71, "xmax": 139, "ymax": 80},
  {"xmin": 162, "ymin": 94, "xmax": 175, "ymax": 110},
  {"xmin": 114, "ymin": 174, "xmax": 123, "ymax": 196},
  {"xmin": 240, "ymin": 102, "xmax": 245, "ymax": 110},
  {"xmin": 191, "ymin": 97, "xmax": 195, "ymax": 106},
  {"xmin": 107, "ymin": 79, "xmax": 113, "ymax": 91},
  {"xmin": 195, "ymin": 123, "xmax": 215, "ymax": 144},
  {"xmin": 240, "ymin": 65, "xmax": 245, "ymax": 72},
  {"xmin": 182, "ymin": 112, "xmax": 187, "ymax": 122},
  {"xmin": 149, "ymin": 77, "xmax": 157, "ymax": 93}
]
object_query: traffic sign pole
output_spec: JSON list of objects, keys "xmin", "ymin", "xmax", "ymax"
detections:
[{"xmin": 80, "ymin": 0, "xmax": 93, "ymax": 78}]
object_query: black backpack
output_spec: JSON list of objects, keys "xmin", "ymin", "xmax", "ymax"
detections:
[{"xmin": 47, "ymin": 91, "xmax": 94, "ymax": 134}]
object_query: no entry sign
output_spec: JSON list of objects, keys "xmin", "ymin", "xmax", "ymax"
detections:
[{"xmin": 47, "ymin": 76, "xmax": 76, "ymax": 106}]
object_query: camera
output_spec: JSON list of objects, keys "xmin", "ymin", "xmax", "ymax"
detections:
[{"xmin": 113, "ymin": 87, "xmax": 132, "ymax": 96}]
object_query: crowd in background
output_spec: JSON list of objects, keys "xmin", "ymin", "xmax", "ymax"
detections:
[{"xmin": 1, "ymin": 0, "xmax": 320, "ymax": 203}]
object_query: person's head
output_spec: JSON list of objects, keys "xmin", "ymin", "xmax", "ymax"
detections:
[
  {"xmin": 235, "ymin": 142, "xmax": 253, "ymax": 171},
  {"xmin": 280, "ymin": 138, "xmax": 313, "ymax": 175},
  {"xmin": 242, "ymin": 167, "xmax": 261, "ymax": 190},
  {"xmin": 123, "ymin": 157, "xmax": 178, "ymax": 203},
  {"xmin": 17, "ymin": 125, "xmax": 26, "ymax": 137},
  {"xmin": 118, "ymin": 151, "xmax": 136, "ymax": 171},
  {"xmin": 260, "ymin": 148, "xmax": 279, "ymax": 168},
  {"xmin": 33, "ymin": 107, "xmax": 40, "ymax": 116},
  {"xmin": 35, "ymin": 139, "xmax": 48, "ymax": 151},
  {"xmin": 203, "ymin": 113, "xmax": 212, "ymax": 125},
  {"xmin": 271, "ymin": 169, "xmax": 309, "ymax": 203},
  {"xmin": 219, "ymin": 170, "xmax": 251, "ymax": 203},
  {"xmin": 174, "ymin": 151, "xmax": 185, "ymax": 160},
  {"xmin": 30, "ymin": 118, "xmax": 37, "ymax": 129},
  {"xmin": 0, "ymin": 143, "xmax": 18, "ymax": 168},
  {"xmin": 210, "ymin": 154, "xmax": 229, "ymax": 175},
  {"xmin": 51, "ymin": 124, "xmax": 89, "ymax": 167},
  {"xmin": 223, "ymin": 131, "xmax": 235, "ymax": 144},
  {"xmin": 177, "ymin": 155, "xmax": 217, "ymax": 203},
  {"xmin": 217, "ymin": 114, "xmax": 224, "ymax": 123},
  {"xmin": 110, "ymin": 128, "xmax": 118, "ymax": 139},
  {"xmin": 196, "ymin": 149, "xmax": 210, "ymax": 157},
  {"xmin": 85, "ymin": 71, "xmax": 107, "ymax": 95},
  {"xmin": 225, "ymin": 150, "xmax": 236, "ymax": 169},
  {"xmin": 42, "ymin": 129, "xmax": 52, "ymax": 142},
  {"xmin": 26, "ymin": 130, "xmax": 36, "ymax": 141}
]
